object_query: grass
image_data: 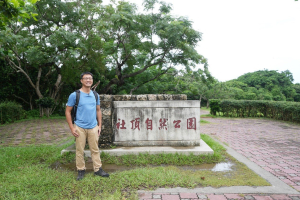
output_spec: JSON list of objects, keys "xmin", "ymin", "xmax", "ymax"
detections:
[
  {"xmin": 200, "ymin": 119, "xmax": 210, "ymax": 124},
  {"xmin": 0, "ymin": 133, "xmax": 270, "ymax": 200}
]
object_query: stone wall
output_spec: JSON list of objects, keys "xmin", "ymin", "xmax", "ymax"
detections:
[{"xmin": 99, "ymin": 94, "xmax": 187, "ymax": 148}]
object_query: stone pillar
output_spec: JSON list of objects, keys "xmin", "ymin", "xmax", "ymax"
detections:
[{"xmin": 99, "ymin": 95, "xmax": 113, "ymax": 148}]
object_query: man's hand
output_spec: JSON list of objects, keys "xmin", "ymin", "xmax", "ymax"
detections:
[
  {"xmin": 71, "ymin": 128, "xmax": 79, "ymax": 137},
  {"xmin": 98, "ymin": 125, "xmax": 101, "ymax": 136}
]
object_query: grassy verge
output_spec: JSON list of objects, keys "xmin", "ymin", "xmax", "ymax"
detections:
[
  {"xmin": 200, "ymin": 119, "xmax": 210, "ymax": 124},
  {"xmin": 0, "ymin": 135, "xmax": 270, "ymax": 200}
]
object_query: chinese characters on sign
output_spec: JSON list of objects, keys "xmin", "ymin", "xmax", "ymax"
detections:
[
  {"xmin": 145, "ymin": 118, "xmax": 153, "ymax": 130},
  {"xmin": 116, "ymin": 117, "xmax": 197, "ymax": 131},
  {"xmin": 116, "ymin": 119, "xmax": 126, "ymax": 129}
]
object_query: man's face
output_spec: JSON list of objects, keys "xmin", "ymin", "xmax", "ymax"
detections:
[{"xmin": 80, "ymin": 74, "xmax": 93, "ymax": 87}]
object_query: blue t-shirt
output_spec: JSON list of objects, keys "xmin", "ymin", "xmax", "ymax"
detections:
[{"xmin": 67, "ymin": 90, "xmax": 100, "ymax": 129}]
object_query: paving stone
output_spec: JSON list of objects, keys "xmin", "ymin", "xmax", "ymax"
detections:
[
  {"xmin": 282, "ymin": 169, "xmax": 298, "ymax": 173},
  {"xmin": 161, "ymin": 194, "xmax": 180, "ymax": 200},
  {"xmin": 253, "ymin": 195, "xmax": 273, "ymax": 200},
  {"xmin": 290, "ymin": 177, "xmax": 300, "ymax": 182},
  {"xmin": 206, "ymin": 195, "xmax": 227, "ymax": 200},
  {"xmin": 268, "ymin": 165, "xmax": 282, "ymax": 169},
  {"xmin": 289, "ymin": 197, "xmax": 300, "ymax": 200},
  {"xmin": 270, "ymin": 195, "xmax": 292, "ymax": 200},
  {"xmin": 293, "ymin": 185, "xmax": 300, "ymax": 191},
  {"xmin": 224, "ymin": 194, "xmax": 244, "ymax": 200},
  {"xmin": 245, "ymin": 195, "xmax": 255, "ymax": 200},
  {"xmin": 153, "ymin": 195, "xmax": 161, "ymax": 199},
  {"xmin": 197, "ymin": 194, "xmax": 208, "ymax": 199},
  {"xmin": 289, "ymin": 174, "xmax": 297, "ymax": 177},
  {"xmin": 180, "ymin": 193, "xmax": 198, "ymax": 199}
]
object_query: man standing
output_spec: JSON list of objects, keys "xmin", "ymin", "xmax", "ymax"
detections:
[{"xmin": 65, "ymin": 72, "xmax": 109, "ymax": 180}]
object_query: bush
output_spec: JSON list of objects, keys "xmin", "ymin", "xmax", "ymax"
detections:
[
  {"xmin": 0, "ymin": 101, "xmax": 26, "ymax": 124},
  {"xmin": 209, "ymin": 99, "xmax": 221, "ymax": 115},
  {"xmin": 26, "ymin": 109, "xmax": 40, "ymax": 118},
  {"xmin": 36, "ymin": 97, "xmax": 55, "ymax": 108},
  {"xmin": 209, "ymin": 99, "xmax": 300, "ymax": 123}
]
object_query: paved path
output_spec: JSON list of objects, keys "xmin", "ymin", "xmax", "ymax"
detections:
[
  {"xmin": 139, "ymin": 111, "xmax": 300, "ymax": 200},
  {"xmin": 0, "ymin": 118, "xmax": 72, "ymax": 146}
]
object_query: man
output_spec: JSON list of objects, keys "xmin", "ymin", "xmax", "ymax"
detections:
[{"xmin": 65, "ymin": 72, "xmax": 109, "ymax": 180}]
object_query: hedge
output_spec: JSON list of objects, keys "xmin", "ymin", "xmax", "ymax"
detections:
[
  {"xmin": 209, "ymin": 99, "xmax": 300, "ymax": 123},
  {"xmin": 0, "ymin": 101, "xmax": 26, "ymax": 124}
]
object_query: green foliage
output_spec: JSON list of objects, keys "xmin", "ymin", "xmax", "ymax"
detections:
[
  {"xmin": 0, "ymin": 101, "xmax": 26, "ymax": 124},
  {"xmin": 0, "ymin": 0, "xmax": 39, "ymax": 29},
  {"xmin": 226, "ymin": 69, "xmax": 297, "ymax": 102},
  {"xmin": 36, "ymin": 97, "xmax": 55, "ymax": 108},
  {"xmin": 96, "ymin": 0, "xmax": 205, "ymax": 94},
  {"xmin": 25, "ymin": 109, "xmax": 40, "ymax": 118},
  {"xmin": 293, "ymin": 83, "xmax": 300, "ymax": 102},
  {"xmin": 210, "ymin": 99, "xmax": 300, "ymax": 123},
  {"xmin": 1, "ymin": 0, "xmax": 209, "ymax": 114},
  {"xmin": 209, "ymin": 99, "xmax": 221, "ymax": 115}
]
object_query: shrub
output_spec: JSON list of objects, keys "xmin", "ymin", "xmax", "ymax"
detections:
[
  {"xmin": 209, "ymin": 99, "xmax": 300, "ymax": 123},
  {"xmin": 0, "ymin": 101, "xmax": 26, "ymax": 124},
  {"xmin": 209, "ymin": 99, "xmax": 221, "ymax": 115},
  {"xmin": 26, "ymin": 109, "xmax": 40, "ymax": 118},
  {"xmin": 36, "ymin": 97, "xmax": 55, "ymax": 108}
]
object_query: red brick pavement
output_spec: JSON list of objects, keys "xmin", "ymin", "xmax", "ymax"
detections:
[
  {"xmin": 139, "ymin": 112, "xmax": 300, "ymax": 200},
  {"xmin": 201, "ymin": 117, "xmax": 300, "ymax": 191}
]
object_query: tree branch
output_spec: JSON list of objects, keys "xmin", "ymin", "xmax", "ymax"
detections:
[
  {"xmin": 12, "ymin": 94, "xmax": 30, "ymax": 105},
  {"xmin": 5, "ymin": 56, "xmax": 36, "ymax": 89},
  {"xmin": 130, "ymin": 67, "xmax": 172, "ymax": 95}
]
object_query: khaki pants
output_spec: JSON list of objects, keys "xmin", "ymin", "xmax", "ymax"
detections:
[{"xmin": 75, "ymin": 125, "xmax": 102, "ymax": 172}]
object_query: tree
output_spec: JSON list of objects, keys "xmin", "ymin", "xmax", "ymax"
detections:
[
  {"xmin": 0, "ymin": 0, "xmax": 39, "ymax": 29},
  {"xmin": 293, "ymin": 83, "xmax": 300, "ymax": 102},
  {"xmin": 96, "ymin": 0, "xmax": 206, "ymax": 94},
  {"xmin": 0, "ymin": 0, "xmax": 98, "ymax": 116},
  {"xmin": 234, "ymin": 69, "xmax": 296, "ymax": 101}
]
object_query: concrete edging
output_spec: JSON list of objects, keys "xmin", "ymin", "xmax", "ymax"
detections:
[{"xmin": 61, "ymin": 139, "xmax": 214, "ymax": 156}]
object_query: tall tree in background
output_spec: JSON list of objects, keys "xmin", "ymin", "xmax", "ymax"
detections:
[
  {"xmin": 0, "ymin": 0, "xmax": 103, "ymax": 115},
  {"xmin": 234, "ymin": 69, "xmax": 297, "ymax": 101},
  {"xmin": 97, "ymin": 0, "xmax": 206, "ymax": 94}
]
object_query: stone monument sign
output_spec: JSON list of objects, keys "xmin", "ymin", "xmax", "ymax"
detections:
[{"xmin": 113, "ymin": 100, "xmax": 200, "ymax": 146}]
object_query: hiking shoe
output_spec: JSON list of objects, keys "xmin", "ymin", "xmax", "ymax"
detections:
[
  {"xmin": 77, "ymin": 170, "xmax": 85, "ymax": 181},
  {"xmin": 94, "ymin": 167, "xmax": 109, "ymax": 177}
]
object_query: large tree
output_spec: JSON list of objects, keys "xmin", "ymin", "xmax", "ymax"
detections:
[
  {"xmin": 0, "ymin": 0, "xmax": 99, "ymax": 115},
  {"xmin": 96, "ymin": 0, "xmax": 206, "ymax": 94}
]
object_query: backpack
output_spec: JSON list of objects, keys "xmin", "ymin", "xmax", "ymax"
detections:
[{"xmin": 71, "ymin": 90, "xmax": 99, "ymax": 124}]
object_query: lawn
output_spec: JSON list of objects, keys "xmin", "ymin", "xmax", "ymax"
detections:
[{"xmin": 0, "ymin": 135, "xmax": 270, "ymax": 199}]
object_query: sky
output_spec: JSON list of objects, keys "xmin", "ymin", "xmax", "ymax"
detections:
[{"xmin": 104, "ymin": 0, "xmax": 300, "ymax": 84}]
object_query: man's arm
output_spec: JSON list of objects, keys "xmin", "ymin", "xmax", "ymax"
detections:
[
  {"xmin": 96, "ymin": 105, "xmax": 102, "ymax": 136},
  {"xmin": 65, "ymin": 106, "xmax": 79, "ymax": 137}
]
